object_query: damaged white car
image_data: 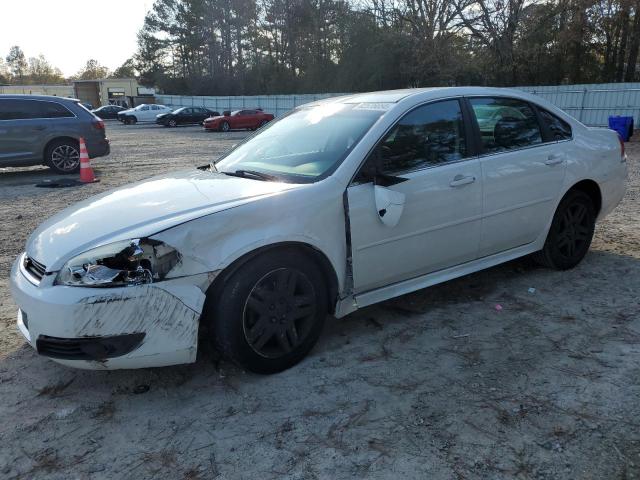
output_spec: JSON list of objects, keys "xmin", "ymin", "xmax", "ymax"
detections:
[{"xmin": 11, "ymin": 87, "xmax": 627, "ymax": 373}]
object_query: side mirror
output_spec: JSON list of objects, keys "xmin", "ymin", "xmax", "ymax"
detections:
[
  {"xmin": 223, "ymin": 110, "xmax": 231, "ymax": 117},
  {"xmin": 374, "ymin": 185, "xmax": 406, "ymax": 227}
]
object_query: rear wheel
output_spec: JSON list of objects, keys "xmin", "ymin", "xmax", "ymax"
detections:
[
  {"xmin": 534, "ymin": 190, "xmax": 596, "ymax": 270},
  {"xmin": 46, "ymin": 139, "xmax": 80, "ymax": 174},
  {"xmin": 205, "ymin": 250, "xmax": 327, "ymax": 374}
]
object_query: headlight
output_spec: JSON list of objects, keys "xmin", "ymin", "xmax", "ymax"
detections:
[{"xmin": 55, "ymin": 239, "xmax": 180, "ymax": 287}]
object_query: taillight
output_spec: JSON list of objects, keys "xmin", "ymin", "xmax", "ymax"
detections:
[{"xmin": 93, "ymin": 120, "xmax": 105, "ymax": 130}]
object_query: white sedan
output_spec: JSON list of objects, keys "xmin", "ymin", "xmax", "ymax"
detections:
[
  {"xmin": 117, "ymin": 103, "xmax": 172, "ymax": 124},
  {"xmin": 10, "ymin": 87, "xmax": 627, "ymax": 373}
]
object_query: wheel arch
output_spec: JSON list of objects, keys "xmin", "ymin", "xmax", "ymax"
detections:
[
  {"xmin": 42, "ymin": 136, "xmax": 79, "ymax": 161},
  {"xmin": 565, "ymin": 179, "xmax": 602, "ymax": 215},
  {"xmin": 205, "ymin": 241, "xmax": 340, "ymax": 315}
]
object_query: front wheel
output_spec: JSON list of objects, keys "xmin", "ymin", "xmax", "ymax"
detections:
[
  {"xmin": 220, "ymin": 121, "xmax": 230, "ymax": 132},
  {"xmin": 534, "ymin": 190, "xmax": 596, "ymax": 270},
  {"xmin": 205, "ymin": 250, "xmax": 327, "ymax": 374},
  {"xmin": 168, "ymin": 119, "xmax": 177, "ymax": 127}
]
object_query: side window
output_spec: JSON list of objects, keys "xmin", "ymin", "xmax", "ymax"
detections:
[
  {"xmin": 470, "ymin": 97, "xmax": 542, "ymax": 153},
  {"xmin": 140, "ymin": 106, "xmax": 149, "ymax": 111},
  {"xmin": 377, "ymin": 99, "xmax": 468, "ymax": 174},
  {"xmin": 539, "ymin": 109, "xmax": 572, "ymax": 141},
  {"xmin": 0, "ymin": 99, "xmax": 41, "ymax": 120},
  {"xmin": 39, "ymin": 101, "xmax": 74, "ymax": 119}
]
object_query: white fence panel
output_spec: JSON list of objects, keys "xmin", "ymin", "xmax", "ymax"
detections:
[
  {"xmin": 158, "ymin": 84, "xmax": 640, "ymax": 126},
  {"xmin": 156, "ymin": 93, "xmax": 346, "ymax": 118}
]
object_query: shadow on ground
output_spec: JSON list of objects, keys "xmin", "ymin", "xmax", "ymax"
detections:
[{"xmin": 1, "ymin": 251, "xmax": 639, "ymax": 479}]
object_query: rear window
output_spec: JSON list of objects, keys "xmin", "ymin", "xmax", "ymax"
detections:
[
  {"xmin": 0, "ymin": 99, "xmax": 74, "ymax": 120},
  {"xmin": 39, "ymin": 101, "xmax": 74, "ymax": 118},
  {"xmin": 539, "ymin": 109, "xmax": 572, "ymax": 140}
]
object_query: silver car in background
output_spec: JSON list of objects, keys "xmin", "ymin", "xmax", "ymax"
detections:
[{"xmin": 0, "ymin": 95, "xmax": 110, "ymax": 173}]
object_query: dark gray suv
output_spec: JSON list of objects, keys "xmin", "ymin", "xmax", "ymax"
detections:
[{"xmin": 0, "ymin": 95, "xmax": 110, "ymax": 173}]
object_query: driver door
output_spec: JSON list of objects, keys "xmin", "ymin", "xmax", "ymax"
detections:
[{"xmin": 347, "ymin": 99, "xmax": 483, "ymax": 293}]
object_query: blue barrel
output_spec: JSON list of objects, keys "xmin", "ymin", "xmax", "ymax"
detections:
[{"xmin": 608, "ymin": 115, "xmax": 634, "ymax": 141}]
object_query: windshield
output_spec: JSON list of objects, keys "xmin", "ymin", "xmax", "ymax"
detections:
[{"xmin": 215, "ymin": 103, "xmax": 383, "ymax": 183}]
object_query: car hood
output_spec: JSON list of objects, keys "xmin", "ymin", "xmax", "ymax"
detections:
[
  {"xmin": 118, "ymin": 109, "xmax": 134, "ymax": 115},
  {"xmin": 204, "ymin": 115, "xmax": 225, "ymax": 121},
  {"xmin": 26, "ymin": 170, "xmax": 304, "ymax": 271},
  {"xmin": 156, "ymin": 112, "xmax": 170, "ymax": 118}
]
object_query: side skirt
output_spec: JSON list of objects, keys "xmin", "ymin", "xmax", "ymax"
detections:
[{"xmin": 334, "ymin": 241, "xmax": 541, "ymax": 318}]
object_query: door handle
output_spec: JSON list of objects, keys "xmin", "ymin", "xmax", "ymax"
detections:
[
  {"xmin": 449, "ymin": 175, "xmax": 476, "ymax": 187},
  {"xmin": 545, "ymin": 154, "xmax": 564, "ymax": 165}
]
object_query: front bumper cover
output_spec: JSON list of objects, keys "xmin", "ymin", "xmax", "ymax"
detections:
[{"xmin": 10, "ymin": 254, "xmax": 209, "ymax": 370}]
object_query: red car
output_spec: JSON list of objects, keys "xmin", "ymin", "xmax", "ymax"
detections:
[{"xmin": 203, "ymin": 109, "xmax": 275, "ymax": 132}]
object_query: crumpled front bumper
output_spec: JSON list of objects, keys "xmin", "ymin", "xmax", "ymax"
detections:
[{"xmin": 10, "ymin": 254, "xmax": 210, "ymax": 370}]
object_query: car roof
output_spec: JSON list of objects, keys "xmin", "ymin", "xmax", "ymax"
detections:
[
  {"xmin": 309, "ymin": 86, "xmax": 540, "ymax": 105},
  {"xmin": 0, "ymin": 94, "xmax": 80, "ymax": 103}
]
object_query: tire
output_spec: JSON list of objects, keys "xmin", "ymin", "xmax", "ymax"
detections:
[
  {"xmin": 205, "ymin": 250, "xmax": 328, "ymax": 374},
  {"xmin": 534, "ymin": 190, "xmax": 596, "ymax": 270},
  {"xmin": 259, "ymin": 120, "xmax": 268, "ymax": 128},
  {"xmin": 126, "ymin": 116, "xmax": 137, "ymax": 125},
  {"xmin": 220, "ymin": 121, "xmax": 230, "ymax": 132},
  {"xmin": 46, "ymin": 139, "xmax": 80, "ymax": 174},
  {"xmin": 168, "ymin": 119, "xmax": 177, "ymax": 127}
]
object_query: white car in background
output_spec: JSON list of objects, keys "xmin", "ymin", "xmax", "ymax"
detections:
[
  {"xmin": 10, "ymin": 87, "xmax": 627, "ymax": 374},
  {"xmin": 117, "ymin": 103, "xmax": 172, "ymax": 124}
]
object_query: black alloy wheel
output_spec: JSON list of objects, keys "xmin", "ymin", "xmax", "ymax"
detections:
[
  {"xmin": 534, "ymin": 190, "xmax": 596, "ymax": 270},
  {"xmin": 205, "ymin": 250, "xmax": 327, "ymax": 374},
  {"xmin": 242, "ymin": 268, "xmax": 317, "ymax": 359}
]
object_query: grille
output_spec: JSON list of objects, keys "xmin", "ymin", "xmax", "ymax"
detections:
[
  {"xmin": 37, "ymin": 333, "xmax": 145, "ymax": 360},
  {"xmin": 24, "ymin": 256, "xmax": 47, "ymax": 282}
]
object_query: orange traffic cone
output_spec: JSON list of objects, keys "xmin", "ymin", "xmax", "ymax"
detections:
[{"xmin": 79, "ymin": 137, "xmax": 98, "ymax": 183}]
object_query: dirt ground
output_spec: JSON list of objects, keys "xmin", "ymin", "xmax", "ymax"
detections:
[{"xmin": 0, "ymin": 122, "xmax": 639, "ymax": 480}]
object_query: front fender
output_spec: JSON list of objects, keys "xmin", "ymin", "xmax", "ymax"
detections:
[{"xmin": 150, "ymin": 179, "xmax": 348, "ymax": 293}]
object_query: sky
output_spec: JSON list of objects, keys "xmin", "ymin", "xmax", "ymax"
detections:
[{"xmin": 0, "ymin": 0, "xmax": 152, "ymax": 77}]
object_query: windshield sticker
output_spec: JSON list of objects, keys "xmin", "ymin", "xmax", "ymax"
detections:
[{"xmin": 353, "ymin": 102, "xmax": 393, "ymax": 111}]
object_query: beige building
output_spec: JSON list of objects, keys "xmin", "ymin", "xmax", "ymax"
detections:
[
  {"xmin": 0, "ymin": 79, "xmax": 155, "ymax": 108},
  {"xmin": 72, "ymin": 78, "xmax": 155, "ymax": 108}
]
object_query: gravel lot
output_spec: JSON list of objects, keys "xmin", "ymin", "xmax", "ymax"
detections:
[{"xmin": 0, "ymin": 121, "xmax": 639, "ymax": 479}]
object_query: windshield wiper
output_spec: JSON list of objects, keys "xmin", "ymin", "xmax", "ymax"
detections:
[{"xmin": 222, "ymin": 169, "xmax": 279, "ymax": 181}]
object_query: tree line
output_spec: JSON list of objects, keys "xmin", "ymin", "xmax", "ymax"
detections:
[
  {"xmin": 3, "ymin": 0, "xmax": 640, "ymax": 95},
  {"xmin": 0, "ymin": 46, "xmax": 135, "ymax": 85},
  {"xmin": 134, "ymin": 0, "xmax": 640, "ymax": 95}
]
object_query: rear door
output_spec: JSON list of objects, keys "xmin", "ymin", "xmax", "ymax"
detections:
[
  {"xmin": 0, "ymin": 99, "xmax": 49, "ymax": 163},
  {"xmin": 467, "ymin": 96, "xmax": 567, "ymax": 257},
  {"xmin": 190, "ymin": 108, "xmax": 202, "ymax": 123}
]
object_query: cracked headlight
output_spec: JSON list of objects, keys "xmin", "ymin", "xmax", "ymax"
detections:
[{"xmin": 55, "ymin": 239, "xmax": 180, "ymax": 287}]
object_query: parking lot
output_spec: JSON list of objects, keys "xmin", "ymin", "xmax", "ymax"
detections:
[{"xmin": 0, "ymin": 121, "xmax": 639, "ymax": 479}]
